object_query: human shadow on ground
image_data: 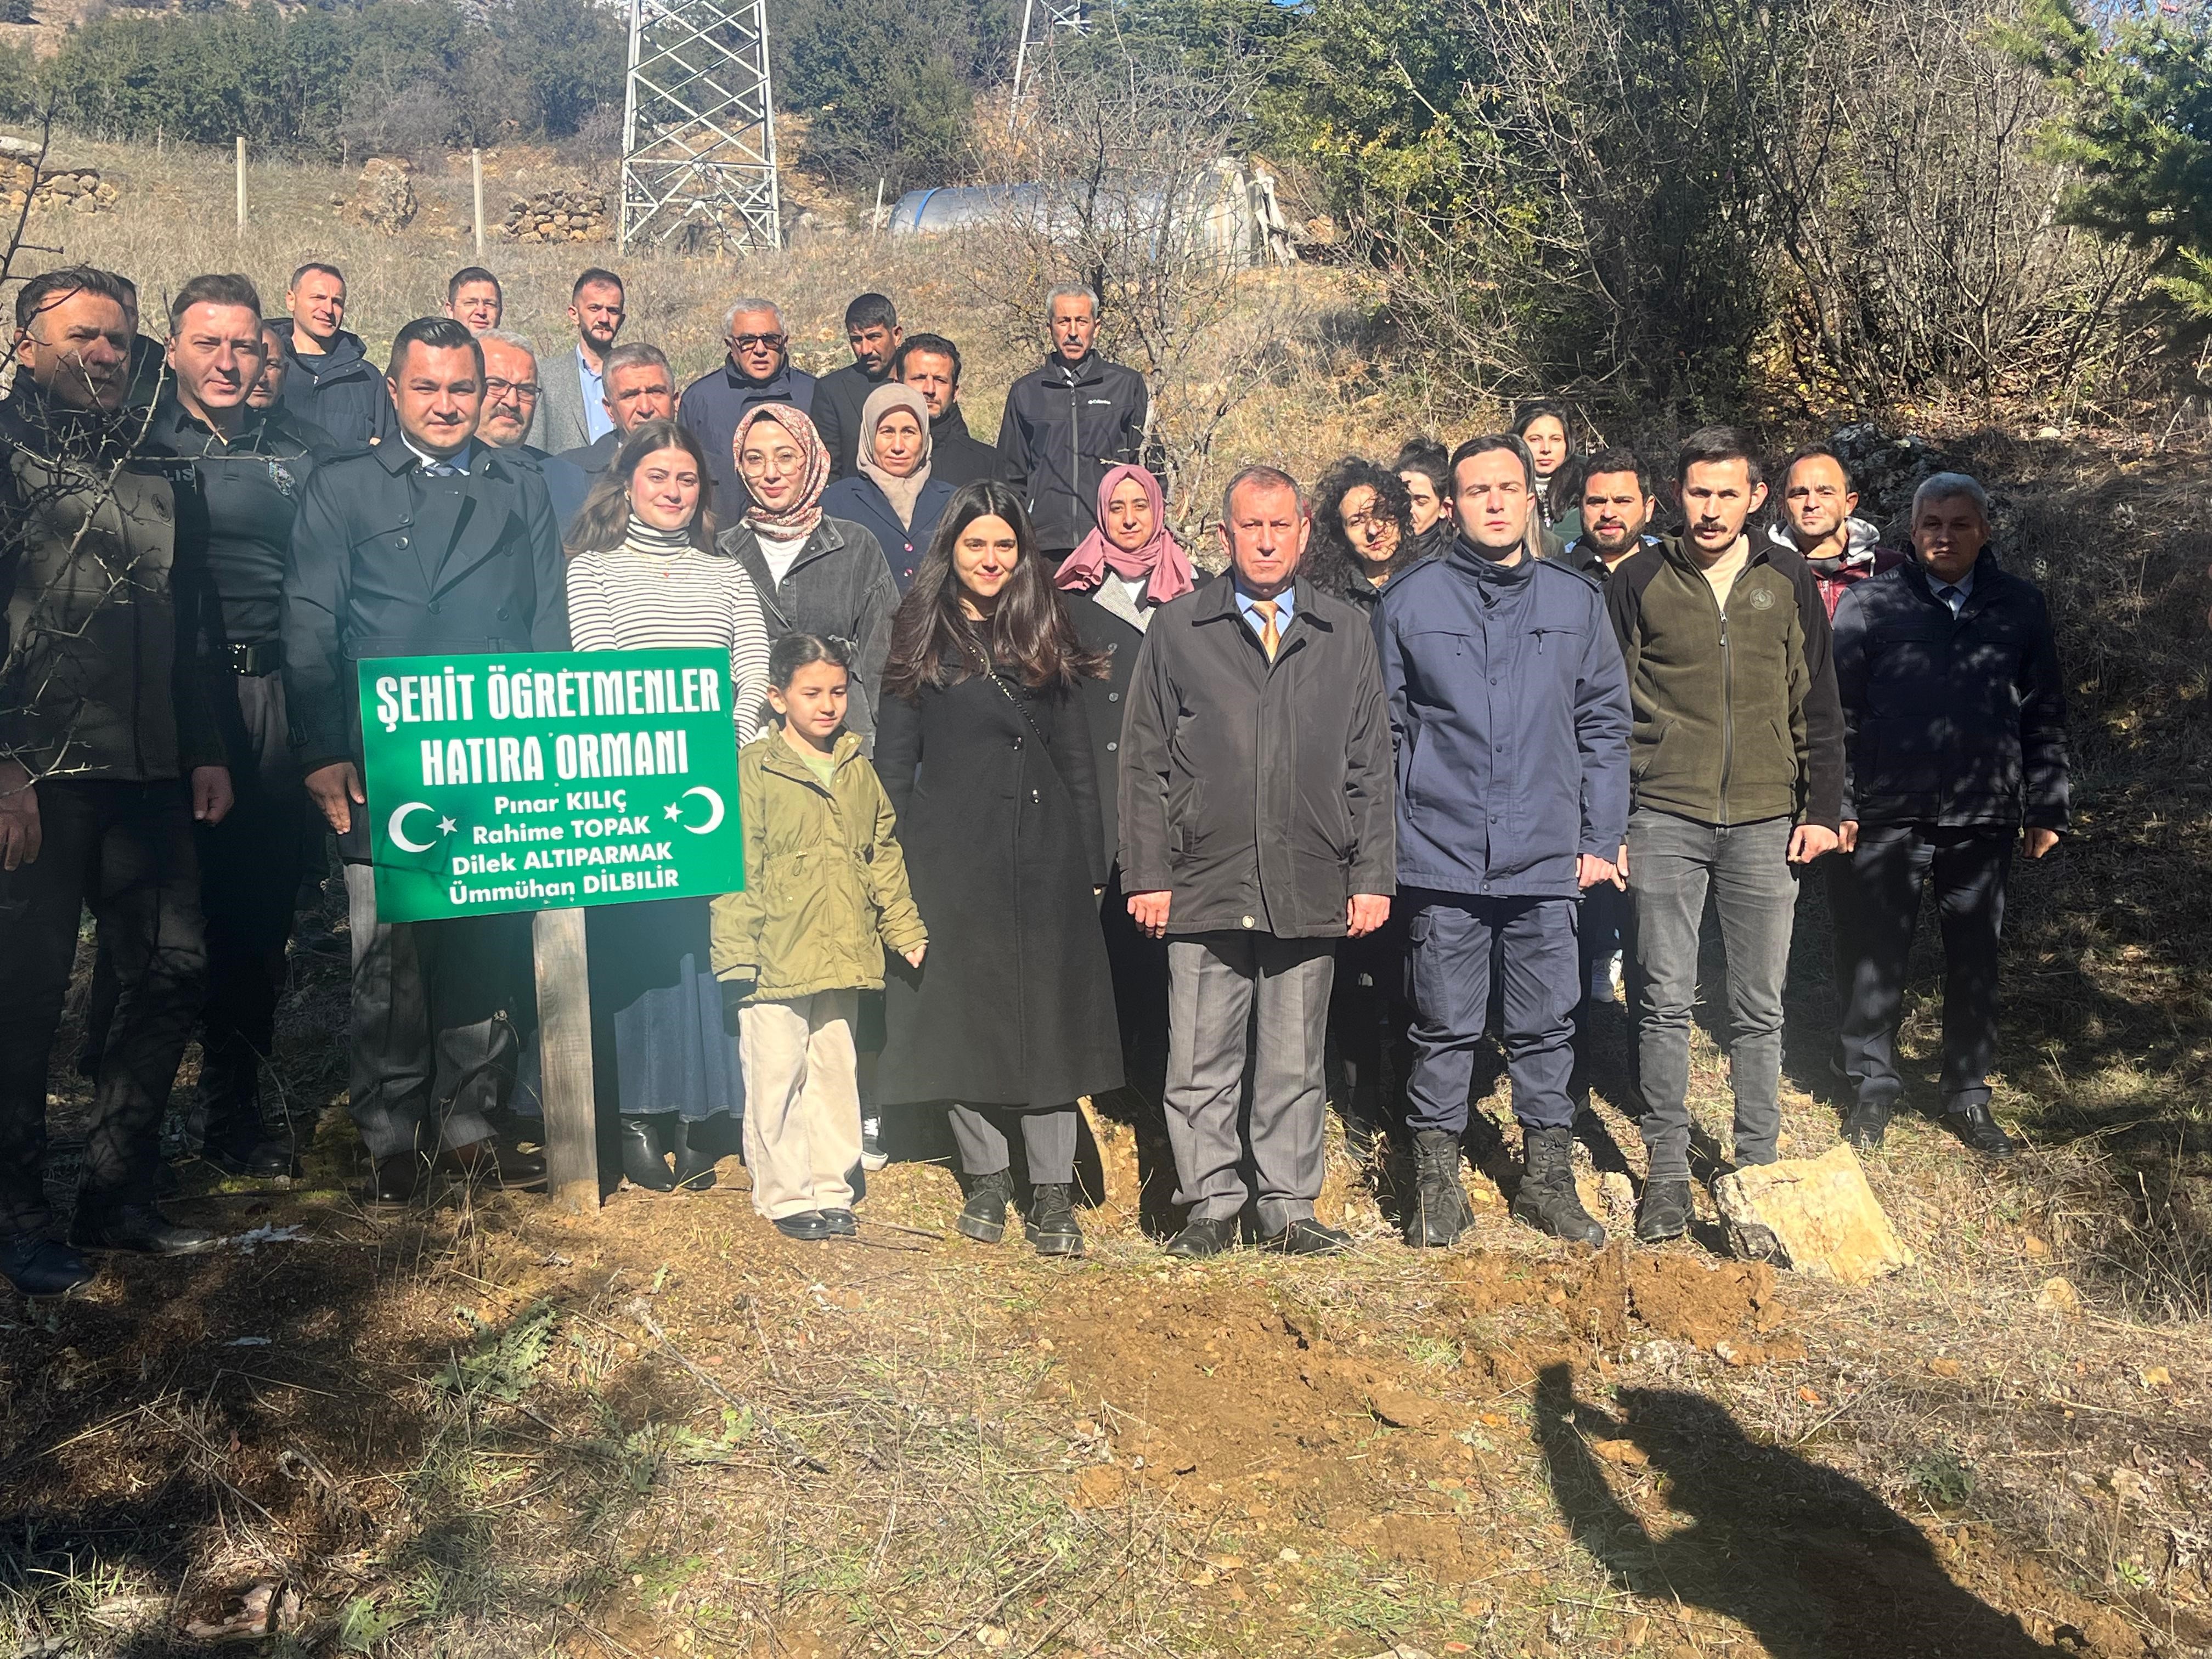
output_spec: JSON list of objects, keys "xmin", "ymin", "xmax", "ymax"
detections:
[{"xmin": 1531, "ymin": 1362, "xmax": 2064, "ymax": 1658}]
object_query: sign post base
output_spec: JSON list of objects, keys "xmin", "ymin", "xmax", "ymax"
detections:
[{"xmin": 533, "ymin": 907, "xmax": 599, "ymax": 1211}]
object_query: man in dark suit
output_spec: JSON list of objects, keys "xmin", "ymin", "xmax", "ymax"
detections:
[
  {"xmin": 282, "ymin": 316, "xmax": 568, "ymax": 1204},
  {"xmin": 476, "ymin": 330, "xmax": 590, "ymax": 528}
]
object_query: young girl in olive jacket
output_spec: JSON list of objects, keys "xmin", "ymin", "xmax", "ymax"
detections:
[{"xmin": 712, "ymin": 634, "xmax": 927, "ymax": 1240}]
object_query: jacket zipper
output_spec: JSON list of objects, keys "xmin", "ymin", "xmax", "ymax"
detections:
[{"xmin": 1717, "ymin": 602, "xmax": 1734, "ymax": 830}]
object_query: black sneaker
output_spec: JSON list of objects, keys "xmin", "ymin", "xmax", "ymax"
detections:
[
  {"xmin": 1633, "ymin": 1177, "xmax": 1694, "ymax": 1245},
  {"xmin": 772, "ymin": 1211, "xmax": 833, "ymax": 1241},
  {"xmin": 821, "ymin": 1209, "xmax": 858, "ymax": 1237},
  {"xmin": 1023, "ymin": 1183, "xmax": 1085, "ymax": 1257},
  {"xmin": 68, "ymin": 1204, "xmax": 218, "ymax": 1256},
  {"xmin": 0, "ymin": 1234, "xmax": 94, "ymax": 1297},
  {"xmin": 860, "ymin": 1117, "xmax": 887, "ymax": 1172},
  {"xmin": 957, "ymin": 1170, "xmax": 1013, "ymax": 1244}
]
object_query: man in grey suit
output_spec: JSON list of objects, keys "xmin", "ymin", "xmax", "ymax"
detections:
[
  {"xmin": 531, "ymin": 268, "xmax": 625, "ymax": 454},
  {"xmin": 1119, "ymin": 465, "xmax": 1397, "ymax": 1257}
]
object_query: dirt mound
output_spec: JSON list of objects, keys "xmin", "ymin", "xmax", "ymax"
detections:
[{"xmin": 1024, "ymin": 1243, "xmax": 1806, "ymax": 1594}]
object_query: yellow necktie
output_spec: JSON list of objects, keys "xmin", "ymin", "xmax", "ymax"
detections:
[{"xmin": 1253, "ymin": 599, "xmax": 1280, "ymax": 661}]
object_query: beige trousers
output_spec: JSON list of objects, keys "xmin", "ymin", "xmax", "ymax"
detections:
[{"xmin": 738, "ymin": 990, "xmax": 861, "ymax": 1220}]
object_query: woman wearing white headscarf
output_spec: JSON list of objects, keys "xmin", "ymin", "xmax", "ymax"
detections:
[{"xmin": 823, "ymin": 382, "xmax": 956, "ymax": 594}]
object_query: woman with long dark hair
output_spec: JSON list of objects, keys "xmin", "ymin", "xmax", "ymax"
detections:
[
  {"xmin": 565, "ymin": 419, "xmax": 770, "ymax": 1192},
  {"xmin": 874, "ymin": 481, "xmax": 1122, "ymax": 1256},
  {"xmin": 1513, "ymin": 399, "xmax": 1583, "ymax": 551},
  {"xmin": 1308, "ymin": 457, "xmax": 1428, "ymax": 612}
]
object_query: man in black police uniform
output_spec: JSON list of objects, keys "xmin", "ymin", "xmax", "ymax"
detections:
[
  {"xmin": 82, "ymin": 275, "xmax": 335, "ymax": 1178},
  {"xmin": 282, "ymin": 315, "xmax": 568, "ymax": 1204}
]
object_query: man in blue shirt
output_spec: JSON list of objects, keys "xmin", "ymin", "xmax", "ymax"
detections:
[{"xmin": 1376, "ymin": 435, "xmax": 1632, "ymax": 1248}]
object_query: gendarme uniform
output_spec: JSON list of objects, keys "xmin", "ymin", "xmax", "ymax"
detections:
[
  {"xmin": 82, "ymin": 396, "xmax": 335, "ymax": 1165},
  {"xmin": 281, "ymin": 435, "xmax": 568, "ymax": 1172}
]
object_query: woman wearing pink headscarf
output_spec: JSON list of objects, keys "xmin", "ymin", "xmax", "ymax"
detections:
[
  {"xmin": 1053, "ymin": 463, "xmax": 1194, "ymax": 1105},
  {"xmin": 715, "ymin": 402, "xmax": 901, "ymax": 753}
]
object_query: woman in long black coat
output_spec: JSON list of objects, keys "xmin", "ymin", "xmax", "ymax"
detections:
[{"xmin": 874, "ymin": 480, "xmax": 1123, "ymax": 1256}]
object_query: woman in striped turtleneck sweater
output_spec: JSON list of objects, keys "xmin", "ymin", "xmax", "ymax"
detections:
[{"xmin": 564, "ymin": 419, "xmax": 771, "ymax": 1193}]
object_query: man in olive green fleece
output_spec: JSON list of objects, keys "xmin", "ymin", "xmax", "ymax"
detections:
[{"xmin": 1604, "ymin": 427, "xmax": 1844, "ymax": 1246}]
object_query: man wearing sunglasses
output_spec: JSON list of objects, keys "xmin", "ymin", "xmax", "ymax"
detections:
[{"xmin": 676, "ymin": 297, "xmax": 817, "ymax": 507}]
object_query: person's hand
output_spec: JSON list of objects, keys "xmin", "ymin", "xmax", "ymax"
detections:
[
  {"xmin": 1577, "ymin": 854, "xmax": 1619, "ymax": 890},
  {"xmin": 720, "ymin": 977, "xmax": 755, "ymax": 1035},
  {"xmin": 190, "ymin": 765, "xmax": 234, "ymax": 826},
  {"xmin": 2024, "ymin": 828, "xmax": 2061, "ymax": 859},
  {"xmin": 305, "ymin": 761, "xmax": 364, "ymax": 835},
  {"xmin": 0, "ymin": 758, "xmax": 39, "ymax": 871},
  {"xmin": 1788, "ymin": 824, "xmax": 1839, "ymax": 863},
  {"xmin": 1837, "ymin": 819, "xmax": 1859, "ymax": 854},
  {"xmin": 1347, "ymin": 893, "xmax": 1390, "ymax": 937},
  {"xmin": 1616, "ymin": 842, "xmax": 1629, "ymax": 883},
  {"xmin": 1128, "ymin": 889, "xmax": 1171, "ymax": 939},
  {"xmin": 902, "ymin": 944, "xmax": 926, "ymax": 968}
]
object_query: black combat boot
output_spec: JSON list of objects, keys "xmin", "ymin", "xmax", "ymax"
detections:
[{"xmin": 1510, "ymin": 1125, "xmax": 1606, "ymax": 1246}]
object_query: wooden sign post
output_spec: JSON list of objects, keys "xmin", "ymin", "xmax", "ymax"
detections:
[
  {"xmin": 533, "ymin": 907, "xmax": 597, "ymax": 1212},
  {"xmin": 354, "ymin": 647, "xmax": 747, "ymax": 1216}
]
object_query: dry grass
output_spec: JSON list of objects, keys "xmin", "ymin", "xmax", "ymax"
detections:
[{"xmin": 8, "ymin": 127, "xmax": 2212, "ymax": 1659}]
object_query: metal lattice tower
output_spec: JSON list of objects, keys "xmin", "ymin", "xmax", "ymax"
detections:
[
  {"xmin": 619, "ymin": 0, "xmax": 782, "ymax": 255},
  {"xmin": 1007, "ymin": 0, "xmax": 1086, "ymax": 123}
]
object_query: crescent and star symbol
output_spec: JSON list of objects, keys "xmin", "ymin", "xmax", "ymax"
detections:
[
  {"xmin": 387, "ymin": 801, "xmax": 446, "ymax": 854},
  {"xmin": 676, "ymin": 786, "xmax": 725, "ymax": 834}
]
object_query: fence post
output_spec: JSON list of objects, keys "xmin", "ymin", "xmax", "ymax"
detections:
[
  {"xmin": 234, "ymin": 136, "xmax": 246, "ymax": 237},
  {"xmin": 472, "ymin": 148, "xmax": 485, "ymax": 260}
]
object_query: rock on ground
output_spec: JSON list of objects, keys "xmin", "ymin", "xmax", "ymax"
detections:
[{"xmin": 1712, "ymin": 1144, "xmax": 1915, "ymax": 1284}]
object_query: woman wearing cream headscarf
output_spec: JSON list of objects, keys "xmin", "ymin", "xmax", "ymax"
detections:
[
  {"xmin": 1052, "ymin": 462, "xmax": 1195, "ymax": 1108},
  {"xmin": 823, "ymin": 383, "xmax": 956, "ymax": 592}
]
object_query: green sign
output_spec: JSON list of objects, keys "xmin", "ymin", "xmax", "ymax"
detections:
[{"xmin": 357, "ymin": 648, "xmax": 746, "ymax": 923}]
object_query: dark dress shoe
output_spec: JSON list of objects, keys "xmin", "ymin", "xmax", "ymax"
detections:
[
  {"xmin": 1164, "ymin": 1216, "xmax": 1238, "ymax": 1258},
  {"xmin": 442, "ymin": 1137, "xmax": 546, "ymax": 1187},
  {"xmin": 1840, "ymin": 1099, "xmax": 1892, "ymax": 1150},
  {"xmin": 201, "ymin": 1114, "xmax": 297, "ymax": 1178},
  {"xmin": 1256, "ymin": 1218, "xmax": 1352, "ymax": 1256},
  {"xmin": 69, "ymin": 1205, "xmax": 217, "ymax": 1256},
  {"xmin": 367, "ymin": 1153, "xmax": 427, "ymax": 1205},
  {"xmin": 619, "ymin": 1115, "xmax": 676, "ymax": 1192},
  {"xmin": 821, "ymin": 1208, "xmax": 858, "ymax": 1236},
  {"xmin": 957, "ymin": 1170, "xmax": 1013, "ymax": 1244},
  {"xmin": 1948, "ymin": 1102, "xmax": 2019, "ymax": 1157},
  {"xmin": 1023, "ymin": 1183, "xmax": 1085, "ymax": 1257},
  {"xmin": 1634, "ymin": 1177, "xmax": 1694, "ymax": 1244},
  {"xmin": 772, "ymin": 1211, "xmax": 833, "ymax": 1241},
  {"xmin": 670, "ymin": 1119, "xmax": 718, "ymax": 1191},
  {"xmin": 0, "ymin": 1234, "xmax": 95, "ymax": 1296}
]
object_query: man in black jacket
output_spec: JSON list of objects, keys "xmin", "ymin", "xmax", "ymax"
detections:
[
  {"xmin": 107, "ymin": 274, "xmax": 331, "ymax": 1181},
  {"xmin": 893, "ymin": 332, "xmax": 997, "ymax": 489},
  {"xmin": 283, "ymin": 316, "xmax": 568, "ymax": 1205},
  {"xmin": 995, "ymin": 286, "xmax": 1149, "ymax": 554},
  {"xmin": 1120, "ymin": 465, "xmax": 1396, "ymax": 1258},
  {"xmin": 676, "ymin": 297, "xmax": 816, "ymax": 508},
  {"xmin": 272, "ymin": 262, "xmax": 394, "ymax": 448},
  {"xmin": 0, "ymin": 267, "xmax": 235, "ymax": 1293},
  {"xmin": 813, "ymin": 292, "xmax": 901, "ymax": 481},
  {"xmin": 1830, "ymin": 472, "xmax": 2067, "ymax": 1156}
]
